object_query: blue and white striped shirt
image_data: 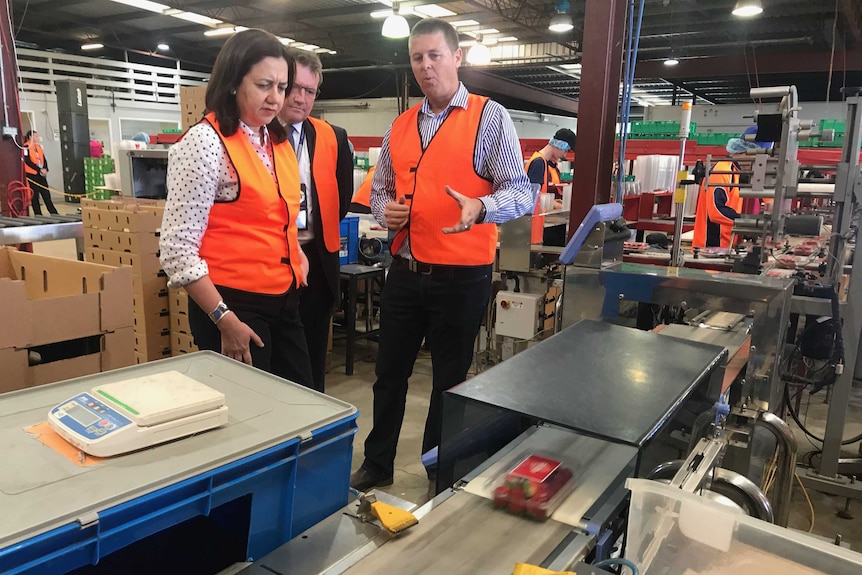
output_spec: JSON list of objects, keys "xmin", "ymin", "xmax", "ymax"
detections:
[{"xmin": 370, "ymin": 83, "xmax": 532, "ymax": 247}]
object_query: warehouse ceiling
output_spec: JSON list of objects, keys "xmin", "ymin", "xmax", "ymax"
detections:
[{"xmin": 8, "ymin": 0, "xmax": 862, "ymax": 117}]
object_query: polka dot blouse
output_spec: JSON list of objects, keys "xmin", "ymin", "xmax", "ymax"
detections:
[{"xmin": 159, "ymin": 120, "xmax": 275, "ymax": 288}]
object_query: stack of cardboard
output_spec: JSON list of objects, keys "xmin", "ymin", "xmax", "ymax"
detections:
[
  {"xmin": 0, "ymin": 247, "xmax": 135, "ymax": 393},
  {"xmin": 169, "ymin": 287, "xmax": 199, "ymax": 356},
  {"xmin": 180, "ymin": 86, "xmax": 207, "ymax": 132},
  {"xmin": 82, "ymin": 198, "xmax": 171, "ymax": 364}
]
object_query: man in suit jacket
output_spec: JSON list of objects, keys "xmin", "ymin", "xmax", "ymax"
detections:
[{"xmin": 279, "ymin": 49, "xmax": 354, "ymax": 392}]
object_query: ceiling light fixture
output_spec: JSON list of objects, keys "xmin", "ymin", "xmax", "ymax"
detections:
[
  {"xmin": 81, "ymin": 43, "xmax": 104, "ymax": 50},
  {"xmin": 412, "ymin": 4, "xmax": 456, "ymax": 18},
  {"xmin": 382, "ymin": 2, "xmax": 410, "ymax": 39},
  {"xmin": 109, "ymin": 0, "xmax": 169, "ymax": 14},
  {"xmin": 664, "ymin": 56, "xmax": 679, "ymax": 66},
  {"xmin": 157, "ymin": 43, "xmax": 170, "ymax": 51},
  {"xmin": 466, "ymin": 35, "xmax": 491, "ymax": 65},
  {"xmin": 549, "ymin": 0, "xmax": 574, "ymax": 33},
  {"xmin": 732, "ymin": 0, "xmax": 763, "ymax": 17}
]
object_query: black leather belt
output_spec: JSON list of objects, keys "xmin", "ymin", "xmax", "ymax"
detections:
[{"xmin": 392, "ymin": 256, "xmax": 491, "ymax": 279}]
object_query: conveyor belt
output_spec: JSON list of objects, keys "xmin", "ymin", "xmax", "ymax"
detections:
[
  {"xmin": 341, "ymin": 491, "xmax": 573, "ymax": 575},
  {"xmin": 0, "ymin": 214, "xmax": 83, "ymax": 245}
]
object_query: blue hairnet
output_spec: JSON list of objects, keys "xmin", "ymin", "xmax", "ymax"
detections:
[
  {"xmin": 132, "ymin": 132, "xmax": 150, "ymax": 143},
  {"xmin": 726, "ymin": 138, "xmax": 758, "ymax": 154}
]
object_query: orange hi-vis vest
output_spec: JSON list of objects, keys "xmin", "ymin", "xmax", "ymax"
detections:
[
  {"xmin": 198, "ymin": 113, "xmax": 304, "ymax": 294},
  {"xmin": 24, "ymin": 142, "xmax": 44, "ymax": 175},
  {"xmin": 352, "ymin": 165, "xmax": 375, "ymax": 208},
  {"xmin": 306, "ymin": 117, "xmax": 341, "ymax": 253},
  {"xmin": 693, "ymin": 160, "xmax": 742, "ymax": 249},
  {"xmin": 389, "ymin": 94, "xmax": 495, "ymax": 265}
]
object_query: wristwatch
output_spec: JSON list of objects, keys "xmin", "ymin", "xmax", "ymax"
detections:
[
  {"xmin": 476, "ymin": 201, "xmax": 487, "ymax": 224},
  {"xmin": 208, "ymin": 300, "xmax": 231, "ymax": 324}
]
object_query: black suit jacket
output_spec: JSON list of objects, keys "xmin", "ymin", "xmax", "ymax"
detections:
[{"xmin": 302, "ymin": 118, "xmax": 354, "ymax": 301}]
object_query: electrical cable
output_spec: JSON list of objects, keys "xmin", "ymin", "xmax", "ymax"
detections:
[
  {"xmin": 594, "ymin": 558, "xmax": 639, "ymax": 575},
  {"xmin": 784, "ymin": 383, "xmax": 862, "ymax": 445},
  {"xmin": 795, "ymin": 471, "xmax": 815, "ymax": 532},
  {"xmin": 826, "ymin": 0, "xmax": 839, "ymax": 102}
]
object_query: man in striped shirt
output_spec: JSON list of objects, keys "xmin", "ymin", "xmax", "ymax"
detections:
[{"xmin": 350, "ymin": 17, "xmax": 533, "ymax": 493}]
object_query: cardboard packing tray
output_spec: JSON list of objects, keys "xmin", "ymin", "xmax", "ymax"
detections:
[
  {"xmin": 0, "ymin": 247, "xmax": 133, "ymax": 350},
  {"xmin": 83, "ymin": 228, "xmax": 160, "ymax": 255}
]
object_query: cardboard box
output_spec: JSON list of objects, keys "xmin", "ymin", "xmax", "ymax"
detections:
[
  {"xmin": 82, "ymin": 204, "xmax": 164, "ymax": 233},
  {"xmin": 135, "ymin": 330, "xmax": 172, "ymax": 360},
  {"xmin": 134, "ymin": 289, "xmax": 170, "ymax": 316},
  {"xmin": 170, "ymin": 312, "xmax": 192, "ymax": 334},
  {"xmin": 86, "ymin": 247, "xmax": 164, "ymax": 278},
  {"xmin": 171, "ymin": 331, "xmax": 199, "ymax": 355},
  {"xmin": 170, "ymin": 287, "xmax": 190, "ymax": 315},
  {"xmin": 81, "ymin": 197, "xmax": 165, "ymax": 212},
  {"xmin": 83, "ymin": 228, "xmax": 160, "ymax": 255},
  {"xmin": 0, "ymin": 248, "xmax": 133, "ymax": 349},
  {"xmin": 134, "ymin": 310, "xmax": 171, "ymax": 338},
  {"xmin": 0, "ymin": 327, "xmax": 135, "ymax": 393}
]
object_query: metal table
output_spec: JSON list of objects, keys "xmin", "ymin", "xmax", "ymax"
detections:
[
  {"xmin": 0, "ymin": 215, "xmax": 83, "ymax": 245},
  {"xmin": 337, "ymin": 264, "xmax": 384, "ymax": 375}
]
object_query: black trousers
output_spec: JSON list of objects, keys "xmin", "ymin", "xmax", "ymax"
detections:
[
  {"xmin": 362, "ymin": 259, "xmax": 492, "ymax": 478},
  {"xmin": 299, "ymin": 245, "xmax": 336, "ymax": 393},
  {"xmin": 189, "ymin": 285, "xmax": 314, "ymax": 389},
  {"xmin": 26, "ymin": 174, "xmax": 58, "ymax": 215}
]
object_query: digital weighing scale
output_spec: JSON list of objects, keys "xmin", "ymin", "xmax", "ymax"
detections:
[{"xmin": 47, "ymin": 370, "xmax": 228, "ymax": 457}]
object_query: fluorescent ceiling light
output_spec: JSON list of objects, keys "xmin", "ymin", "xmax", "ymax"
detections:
[
  {"xmin": 413, "ymin": 4, "xmax": 456, "ymax": 18},
  {"xmin": 81, "ymin": 43, "xmax": 104, "ymax": 50},
  {"xmin": 664, "ymin": 57, "xmax": 679, "ymax": 66},
  {"xmin": 475, "ymin": 28, "xmax": 499, "ymax": 35},
  {"xmin": 328, "ymin": 50, "xmax": 337, "ymax": 55},
  {"xmin": 296, "ymin": 44, "xmax": 319, "ymax": 51},
  {"xmin": 732, "ymin": 0, "xmax": 763, "ymax": 17},
  {"xmin": 450, "ymin": 20, "xmax": 479, "ymax": 28},
  {"xmin": 459, "ymin": 40, "xmax": 477, "ymax": 47},
  {"xmin": 382, "ymin": 12, "xmax": 410, "ymax": 38},
  {"xmin": 204, "ymin": 26, "xmax": 237, "ymax": 36},
  {"xmin": 168, "ymin": 10, "xmax": 222, "ymax": 27},
  {"xmin": 497, "ymin": 36, "xmax": 518, "ymax": 42},
  {"xmin": 279, "ymin": 37, "xmax": 295, "ymax": 45},
  {"xmin": 157, "ymin": 43, "xmax": 169, "ymax": 51},
  {"xmin": 466, "ymin": 43, "xmax": 490, "ymax": 65},
  {"xmin": 549, "ymin": 13, "xmax": 573, "ymax": 33},
  {"xmin": 371, "ymin": 10, "xmax": 394, "ymax": 18},
  {"xmin": 110, "ymin": 0, "xmax": 169, "ymax": 14},
  {"xmin": 560, "ymin": 63, "xmax": 581, "ymax": 70}
]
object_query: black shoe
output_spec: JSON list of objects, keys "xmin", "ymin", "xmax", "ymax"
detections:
[{"xmin": 350, "ymin": 467, "xmax": 393, "ymax": 492}]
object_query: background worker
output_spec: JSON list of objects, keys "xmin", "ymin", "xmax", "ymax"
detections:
[
  {"xmin": 23, "ymin": 130, "xmax": 58, "ymax": 215},
  {"xmin": 350, "ymin": 18, "xmax": 533, "ymax": 492},
  {"xmin": 692, "ymin": 125, "xmax": 772, "ymax": 249},
  {"xmin": 160, "ymin": 29, "xmax": 314, "ymax": 388},
  {"xmin": 278, "ymin": 48, "xmax": 354, "ymax": 393},
  {"xmin": 350, "ymin": 164, "xmax": 375, "ymax": 213},
  {"xmin": 526, "ymin": 128, "xmax": 576, "ymax": 206}
]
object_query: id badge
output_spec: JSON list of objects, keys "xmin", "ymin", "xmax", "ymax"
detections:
[{"xmin": 297, "ymin": 183, "xmax": 308, "ymax": 229}]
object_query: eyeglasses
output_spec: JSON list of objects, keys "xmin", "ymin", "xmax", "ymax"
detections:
[{"xmin": 291, "ymin": 84, "xmax": 320, "ymax": 98}]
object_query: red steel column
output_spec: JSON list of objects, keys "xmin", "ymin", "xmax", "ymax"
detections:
[
  {"xmin": 570, "ymin": 0, "xmax": 627, "ymax": 233},
  {"xmin": 0, "ymin": 0, "xmax": 23, "ymax": 216}
]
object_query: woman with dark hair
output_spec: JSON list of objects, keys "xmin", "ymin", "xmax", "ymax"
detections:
[
  {"xmin": 160, "ymin": 28, "xmax": 314, "ymax": 387},
  {"xmin": 23, "ymin": 130, "xmax": 58, "ymax": 215}
]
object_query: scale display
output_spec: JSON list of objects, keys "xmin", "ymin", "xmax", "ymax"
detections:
[{"xmin": 48, "ymin": 371, "xmax": 228, "ymax": 457}]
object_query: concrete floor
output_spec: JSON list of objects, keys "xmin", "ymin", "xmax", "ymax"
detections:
[{"xmin": 28, "ymin": 202, "xmax": 862, "ymax": 559}]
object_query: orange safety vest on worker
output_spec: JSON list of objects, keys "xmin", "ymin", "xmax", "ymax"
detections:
[
  {"xmin": 352, "ymin": 165, "xmax": 375, "ymax": 209},
  {"xmin": 198, "ymin": 112, "xmax": 304, "ymax": 294},
  {"xmin": 692, "ymin": 160, "xmax": 742, "ymax": 249},
  {"xmin": 306, "ymin": 116, "xmax": 342, "ymax": 253},
  {"xmin": 24, "ymin": 142, "xmax": 45, "ymax": 175},
  {"xmin": 389, "ymin": 94, "xmax": 495, "ymax": 265}
]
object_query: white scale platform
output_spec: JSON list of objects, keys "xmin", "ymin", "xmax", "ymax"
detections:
[
  {"xmin": 0, "ymin": 351, "xmax": 356, "ymax": 550},
  {"xmin": 49, "ymin": 371, "xmax": 228, "ymax": 457}
]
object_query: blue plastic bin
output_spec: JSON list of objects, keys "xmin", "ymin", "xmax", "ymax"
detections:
[
  {"xmin": 340, "ymin": 216, "xmax": 359, "ymax": 264},
  {"xmin": 0, "ymin": 414, "xmax": 357, "ymax": 575}
]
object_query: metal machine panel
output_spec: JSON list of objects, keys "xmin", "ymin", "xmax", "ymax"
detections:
[{"xmin": 444, "ymin": 319, "xmax": 726, "ymax": 449}]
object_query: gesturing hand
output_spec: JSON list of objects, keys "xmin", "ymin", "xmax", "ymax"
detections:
[
  {"xmin": 384, "ymin": 195, "xmax": 411, "ymax": 231},
  {"xmin": 442, "ymin": 186, "xmax": 483, "ymax": 234}
]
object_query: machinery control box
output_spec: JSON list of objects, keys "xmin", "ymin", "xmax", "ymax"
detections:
[{"xmin": 495, "ymin": 291, "xmax": 543, "ymax": 340}]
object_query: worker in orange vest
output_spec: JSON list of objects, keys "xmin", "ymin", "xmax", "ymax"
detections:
[
  {"xmin": 159, "ymin": 30, "xmax": 313, "ymax": 388},
  {"xmin": 693, "ymin": 126, "xmax": 771, "ymax": 249},
  {"xmin": 525, "ymin": 127, "xmax": 576, "ymax": 202},
  {"xmin": 278, "ymin": 48, "xmax": 354, "ymax": 393},
  {"xmin": 350, "ymin": 164, "xmax": 375, "ymax": 213},
  {"xmin": 23, "ymin": 130, "xmax": 58, "ymax": 215}
]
